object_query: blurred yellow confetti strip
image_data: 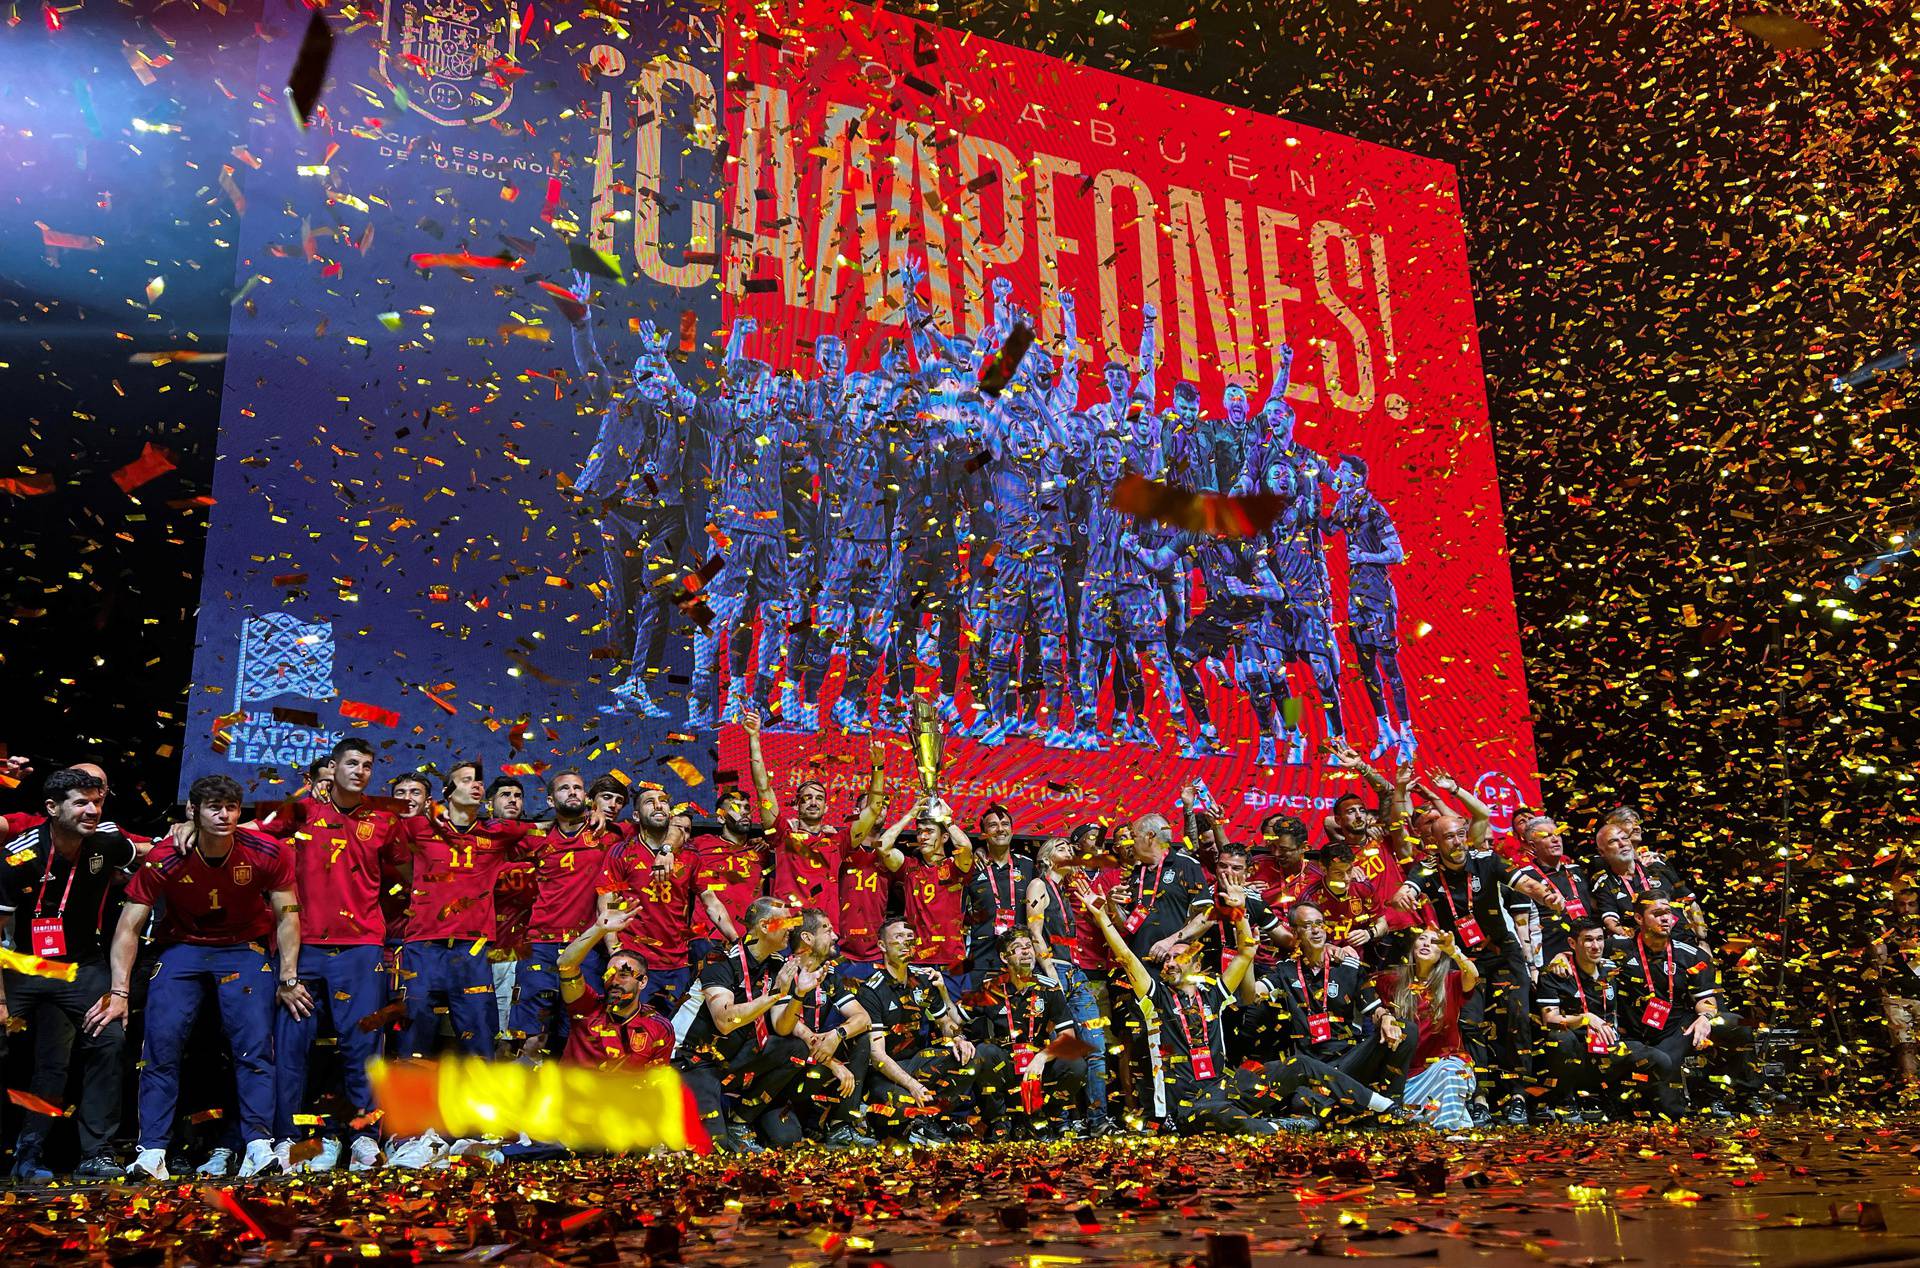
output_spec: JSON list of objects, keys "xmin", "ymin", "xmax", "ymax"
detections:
[
  {"xmin": 368, "ymin": 1056, "xmax": 709, "ymax": 1154},
  {"xmin": 0, "ymin": 947, "xmax": 79, "ymax": 981}
]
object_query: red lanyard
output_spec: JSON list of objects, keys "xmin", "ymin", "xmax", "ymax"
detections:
[
  {"xmin": 1295, "ymin": 954, "xmax": 1329, "ymax": 1012},
  {"xmin": 1630, "ymin": 860, "xmax": 1651, "ymax": 891},
  {"xmin": 34, "ymin": 845, "xmax": 79, "ymax": 920},
  {"xmin": 1134, "ymin": 857, "xmax": 1168, "ymax": 911},
  {"xmin": 1437, "ymin": 871, "xmax": 1467, "ymax": 923},
  {"xmin": 986, "ymin": 860, "xmax": 1017, "ymax": 913},
  {"xmin": 1571, "ymin": 969, "xmax": 1592, "ymax": 1014},
  {"xmin": 736, "ymin": 945, "xmax": 769, "ymax": 996},
  {"xmin": 1636, "ymin": 935, "xmax": 1675, "ymax": 1003}
]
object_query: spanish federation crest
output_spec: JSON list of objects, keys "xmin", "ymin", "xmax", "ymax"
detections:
[
  {"xmin": 233, "ymin": 863, "xmax": 254, "ymax": 886},
  {"xmin": 379, "ymin": 0, "xmax": 519, "ymax": 127}
]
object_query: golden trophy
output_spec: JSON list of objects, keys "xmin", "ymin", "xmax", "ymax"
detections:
[{"xmin": 909, "ymin": 696, "xmax": 950, "ymax": 825}]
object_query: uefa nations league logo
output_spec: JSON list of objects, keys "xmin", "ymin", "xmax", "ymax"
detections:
[
  {"xmin": 235, "ymin": 613, "xmax": 338, "ymax": 705},
  {"xmin": 378, "ymin": 0, "xmax": 520, "ymax": 127}
]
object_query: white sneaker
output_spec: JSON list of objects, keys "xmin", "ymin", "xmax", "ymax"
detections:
[
  {"xmin": 127, "ymin": 1148, "xmax": 170, "ymax": 1181},
  {"xmin": 386, "ymin": 1130, "xmax": 448, "ymax": 1169},
  {"xmin": 237, "ymin": 1138, "xmax": 281, "ymax": 1178},
  {"xmin": 444, "ymin": 1137, "xmax": 504, "ymax": 1166},
  {"xmin": 297, "ymin": 1137, "xmax": 343, "ymax": 1173},
  {"xmin": 196, "ymin": 1147, "xmax": 236, "ymax": 1178},
  {"xmin": 273, "ymin": 1139, "xmax": 292, "ymax": 1172},
  {"xmin": 347, "ymin": 1137, "xmax": 382, "ymax": 1172}
]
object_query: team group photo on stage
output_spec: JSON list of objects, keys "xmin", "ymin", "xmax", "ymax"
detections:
[{"xmin": 3, "ymin": 0, "xmax": 1916, "ymax": 1261}]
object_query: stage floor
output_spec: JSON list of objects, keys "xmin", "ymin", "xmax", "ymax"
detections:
[{"xmin": 5, "ymin": 1117, "xmax": 1917, "ymax": 1265}]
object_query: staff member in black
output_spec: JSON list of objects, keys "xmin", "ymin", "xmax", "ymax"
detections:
[
  {"xmin": 1536, "ymin": 916, "xmax": 1636, "ymax": 1122},
  {"xmin": 963, "ymin": 804, "xmax": 1035, "ymax": 981},
  {"xmin": 675, "ymin": 896, "xmax": 806, "ymax": 1152},
  {"xmin": 0, "ymin": 769, "xmax": 139, "ymax": 1181},
  {"xmin": 1252, "ymin": 902, "xmax": 1411, "ymax": 1096},
  {"xmin": 858, "ymin": 919, "xmax": 980, "ymax": 1144},
  {"xmin": 1511, "ymin": 813, "xmax": 1598, "ymax": 967},
  {"xmin": 967, "ymin": 928, "xmax": 1086, "ymax": 1139},
  {"xmin": 1609, "ymin": 890, "xmax": 1764, "ymax": 1117},
  {"xmin": 773, "ymin": 908, "xmax": 878, "ymax": 1147}
]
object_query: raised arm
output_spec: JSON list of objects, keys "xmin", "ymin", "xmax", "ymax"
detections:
[
  {"xmin": 741, "ymin": 710, "xmax": 780, "ymax": 828},
  {"xmin": 944, "ymin": 812, "xmax": 974, "ymax": 874},
  {"xmin": 723, "ymin": 314, "xmax": 757, "ymax": 369},
  {"xmin": 560, "ymin": 908, "xmax": 632, "ymax": 1005},
  {"xmin": 1047, "ymin": 291, "xmax": 1082, "ymax": 414},
  {"xmin": 1254, "ymin": 342, "xmax": 1293, "ymax": 418},
  {"xmin": 1430, "ymin": 771, "xmax": 1493, "ymax": 849},
  {"xmin": 1219, "ymin": 884, "xmax": 1259, "ymax": 998},
  {"xmin": 1076, "ymin": 874, "xmax": 1153, "ymax": 1000},
  {"xmin": 1134, "ymin": 301, "xmax": 1159, "ymax": 404},
  {"xmin": 877, "ymin": 804, "xmax": 920, "ymax": 872},
  {"xmin": 565, "ymin": 269, "xmax": 611, "ymax": 407},
  {"xmin": 848, "ymin": 741, "xmax": 887, "ymax": 849}
]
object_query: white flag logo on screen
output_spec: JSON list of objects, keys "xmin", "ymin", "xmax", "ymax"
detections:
[{"xmin": 235, "ymin": 613, "xmax": 338, "ymax": 705}]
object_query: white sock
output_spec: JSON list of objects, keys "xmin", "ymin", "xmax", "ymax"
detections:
[{"xmin": 1367, "ymin": 1093, "xmax": 1394, "ymax": 1113}]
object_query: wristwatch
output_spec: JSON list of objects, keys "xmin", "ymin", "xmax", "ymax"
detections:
[{"xmin": 278, "ymin": 977, "xmax": 298, "ymax": 988}]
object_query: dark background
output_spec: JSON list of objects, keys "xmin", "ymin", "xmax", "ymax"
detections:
[{"xmin": 2, "ymin": 0, "xmax": 1915, "ymax": 1092}]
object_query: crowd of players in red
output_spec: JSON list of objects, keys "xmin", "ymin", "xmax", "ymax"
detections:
[{"xmin": 0, "ymin": 717, "xmax": 1772, "ymax": 1182}]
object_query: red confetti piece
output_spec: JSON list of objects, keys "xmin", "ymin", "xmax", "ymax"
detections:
[
  {"xmin": 109, "ymin": 442, "xmax": 176, "ymax": 494},
  {"xmin": 339, "ymin": 699, "xmax": 402, "ymax": 727}
]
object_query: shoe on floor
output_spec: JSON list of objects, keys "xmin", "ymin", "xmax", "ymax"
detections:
[
  {"xmin": 237, "ymin": 1139, "xmax": 281, "ymax": 1179},
  {"xmin": 296, "ymin": 1137, "xmax": 342, "ymax": 1174},
  {"xmin": 71, "ymin": 1154, "xmax": 124, "ymax": 1180},
  {"xmin": 196, "ymin": 1147, "xmax": 236, "ymax": 1178},
  {"xmin": 823, "ymin": 1125, "xmax": 879, "ymax": 1149},
  {"xmin": 348, "ymin": 1137, "xmax": 382, "ymax": 1172},
  {"xmin": 127, "ymin": 1148, "xmax": 171, "ymax": 1182},
  {"xmin": 1503, "ymin": 1094, "xmax": 1531, "ymax": 1126},
  {"xmin": 10, "ymin": 1152, "xmax": 53, "ymax": 1183},
  {"xmin": 386, "ymin": 1130, "xmax": 449, "ymax": 1169}
]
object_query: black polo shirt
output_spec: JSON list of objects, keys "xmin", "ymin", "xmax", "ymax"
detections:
[
  {"xmin": 856, "ymin": 964, "xmax": 950, "ymax": 1062},
  {"xmin": 964, "ymin": 852, "xmax": 1036, "ymax": 971},
  {"xmin": 1511, "ymin": 858, "xmax": 1598, "ymax": 962},
  {"xmin": 1608, "ymin": 934, "xmax": 1717, "ymax": 1042},
  {"xmin": 1120, "ymin": 850, "xmax": 1210, "ymax": 958},
  {"xmin": 966, "ymin": 975, "xmax": 1075, "ymax": 1050},
  {"xmin": 1258, "ymin": 951, "xmax": 1377, "ymax": 1058},
  {"xmin": 679, "ymin": 942, "xmax": 786, "ymax": 1065},
  {"xmin": 1404, "ymin": 853, "xmax": 1518, "ymax": 955},
  {"xmin": 0, "ymin": 825, "xmax": 138, "ymax": 965}
]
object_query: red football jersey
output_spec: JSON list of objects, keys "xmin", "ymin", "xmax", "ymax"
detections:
[
  {"xmin": 404, "ymin": 816, "xmax": 536, "ymax": 942},
  {"xmin": 900, "ymin": 855, "xmax": 966, "ymax": 969},
  {"xmin": 1305, "ymin": 874, "xmax": 1381, "ymax": 944},
  {"xmin": 601, "ymin": 839, "xmax": 696, "ymax": 971},
  {"xmin": 1346, "ymin": 838, "xmax": 1416, "ymax": 930},
  {"xmin": 256, "ymin": 797, "xmax": 418, "ymax": 945},
  {"xmin": 691, "ymin": 834, "xmax": 767, "ymax": 939},
  {"xmin": 837, "ymin": 846, "xmax": 892, "ymax": 963},
  {"xmin": 492, "ymin": 860, "xmax": 537, "ymax": 957},
  {"xmin": 524, "ymin": 823, "xmax": 621, "ymax": 943},
  {"xmin": 128, "ymin": 831, "xmax": 294, "ymax": 946},
  {"xmin": 562, "ymin": 988, "xmax": 675, "ymax": 1070},
  {"xmin": 771, "ymin": 819, "xmax": 843, "ymax": 927}
]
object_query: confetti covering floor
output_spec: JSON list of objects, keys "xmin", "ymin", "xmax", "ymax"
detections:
[{"xmin": 4, "ymin": 1117, "xmax": 1917, "ymax": 1266}]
